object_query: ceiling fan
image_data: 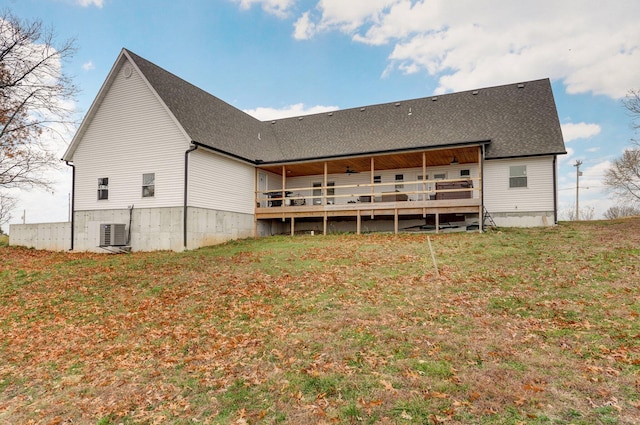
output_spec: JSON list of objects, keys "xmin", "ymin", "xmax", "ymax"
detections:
[{"xmin": 345, "ymin": 166, "xmax": 360, "ymax": 174}]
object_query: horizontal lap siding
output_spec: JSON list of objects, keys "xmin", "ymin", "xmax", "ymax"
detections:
[
  {"xmin": 73, "ymin": 59, "xmax": 188, "ymax": 211},
  {"xmin": 189, "ymin": 149, "xmax": 255, "ymax": 214},
  {"xmin": 484, "ymin": 156, "xmax": 555, "ymax": 212}
]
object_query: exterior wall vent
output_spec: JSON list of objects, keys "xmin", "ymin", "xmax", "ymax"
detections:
[{"xmin": 100, "ymin": 223, "xmax": 127, "ymax": 246}]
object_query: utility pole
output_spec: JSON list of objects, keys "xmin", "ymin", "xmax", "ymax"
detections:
[{"xmin": 574, "ymin": 160, "xmax": 583, "ymax": 220}]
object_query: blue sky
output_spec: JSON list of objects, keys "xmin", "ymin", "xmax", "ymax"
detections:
[{"xmin": 4, "ymin": 0, "xmax": 640, "ymax": 229}]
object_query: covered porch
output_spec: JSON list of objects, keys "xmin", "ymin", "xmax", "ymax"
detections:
[{"xmin": 254, "ymin": 144, "xmax": 486, "ymax": 235}]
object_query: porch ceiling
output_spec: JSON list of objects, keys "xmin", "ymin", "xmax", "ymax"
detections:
[{"xmin": 258, "ymin": 146, "xmax": 481, "ymax": 177}]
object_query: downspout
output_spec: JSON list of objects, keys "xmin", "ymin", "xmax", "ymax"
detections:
[
  {"xmin": 184, "ymin": 143, "xmax": 198, "ymax": 249},
  {"xmin": 553, "ymin": 155, "xmax": 558, "ymax": 224},
  {"xmin": 64, "ymin": 161, "xmax": 75, "ymax": 251},
  {"xmin": 480, "ymin": 144, "xmax": 485, "ymax": 232}
]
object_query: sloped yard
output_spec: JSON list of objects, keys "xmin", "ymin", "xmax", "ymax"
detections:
[{"xmin": 1, "ymin": 219, "xmax": 639, "ymax": 424}]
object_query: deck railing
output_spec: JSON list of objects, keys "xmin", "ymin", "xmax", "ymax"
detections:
[{"xmin": 256, "ymin": 177, "xmax": 480, "ymax": 208}]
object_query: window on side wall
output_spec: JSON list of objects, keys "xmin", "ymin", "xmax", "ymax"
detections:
[
  {"xmin": 98, "ymin": 177, "xmax": 109, "ymax": 200},
  {"xmin": 142, "ymin": 173, "xmax": 155, "ymax": 197},
  {"xmin": 509, "ymin": 165, "xmax": 527, "ymax": 188}
]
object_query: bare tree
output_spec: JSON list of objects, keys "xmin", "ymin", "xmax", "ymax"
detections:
[
  {"xmin": 0, "ymin": 9, "xmax": 78, "ymax": 193},
  {"xmin": 603, "ymin": 89, "xmax": 640, "ymax": 206},
  {"xmin": 559, "ymin": 204, "xmax": 596, "ymax": 221},
  {"xmin": 622, "ymin": 89, "xmax": 640, "ymax": 131},
  {"xmin": 603, "ymin": 141, "xmax": 640, "ymax": 206},
  {"xmin": 0, "ymin": 191, "xmax": 16, "ymax": 232},
  {"xmin": 604, "ymin": 204, "xmax": 640, "ymax": 220}
]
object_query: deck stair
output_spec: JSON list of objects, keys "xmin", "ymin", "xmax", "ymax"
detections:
[{"xmin": 483, "ymin": 207, "xmax": 497, "ymax": 228}]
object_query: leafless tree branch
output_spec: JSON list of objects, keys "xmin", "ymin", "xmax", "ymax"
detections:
[{"xmin": 0, "ymin": 9, "xmax": 78, "ymax": 191}]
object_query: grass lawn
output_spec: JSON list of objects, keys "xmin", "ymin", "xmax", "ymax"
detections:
[{"xmin": 1, "ymin": 219, "xmax": 639, "ymax": 424}]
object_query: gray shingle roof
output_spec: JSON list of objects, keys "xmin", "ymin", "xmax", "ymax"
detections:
[
  {"xmin": 127, "ymin": 49, "xmax": 566, "ymax": 164},
  {"xmin": 126, "ymin": 50, "xmax": 266, "ymax": 161}
]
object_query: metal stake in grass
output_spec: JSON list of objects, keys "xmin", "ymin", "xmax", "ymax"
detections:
[{"xmin": 427, "ymin": 236, "xmax": 439, "ymax": 278}]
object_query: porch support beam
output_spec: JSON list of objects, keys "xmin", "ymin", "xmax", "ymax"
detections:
[
  {"xmin": 323, "ymin": 162, "xmax": 328, "ymax": 206},
  {"xmin": 282, "ymin": 165, "xmax": 287, "ymax": 222},
  {"xmin": 394, "ymin": 209, "xmax": 399, "ymax": 234},
  {"xmin": 422, "ymin": 151, "xmax": 427, "ymax": 218},
  {"xmin": 357, "ymin": 212, "xmax": 361, "ymax": 235},
  {"xmin": 291, "ymin": 216, "xmax": 295, "ymax": 236},
  {"xmin": 323, "ymin": 212, "xmax": 327, "ymax": 236},
  {"xmin": 370, "ymin": 157, "xmax": 375, "ymax": 219},
  {"xmin": 435, "ymin": 213, "xmax": 440, "ymax": 234}
]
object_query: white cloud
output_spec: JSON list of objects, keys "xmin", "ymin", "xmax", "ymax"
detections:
[
  {"xmin": 232, "ymin": 0, "xmax": 297, "ymax": 18},
  {"xmin": 293, "ymin": 12, "xmax": 315, "ymax": 40},
  {"xmin": 293, "ymin": 0, "xmax": 640, "ymax": 99},
  {"xmin": 76, "ymin": 0, "xmax": 103, "ymax": 7},
  {"xmin": 243, "ymin": 103, "xmax": 339, "ymax": 120},
  {"xmin": 561, "ymin": 122, "xmax": 601, "ymax": 143},
  {"xmin": 82, "ymin": 60, "xmax": 95, "ymax": 71}
]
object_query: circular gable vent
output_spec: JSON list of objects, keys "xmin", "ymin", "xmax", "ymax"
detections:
[{"xmin": 123, "ymin": 65, "xmax": 132, "ymax": 78}]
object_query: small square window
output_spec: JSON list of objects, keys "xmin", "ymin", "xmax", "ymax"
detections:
[
  {"xmin": 98, "ymin": 177, "xmax": 108, "ymax": 200},
  {"xmin": 374, "ymin": 175, "xmax": 381, "ymax": 184},
  {"xmin": 142, "ymin": 173, "xmax": 155, "ymax": 197},
  {"xmin": 460, "ymin": 169, "xmax": 470, "ymax": 177},
  {"xmin": 509, "ymin": 165, "xmax": 527, "ymax": 188}
]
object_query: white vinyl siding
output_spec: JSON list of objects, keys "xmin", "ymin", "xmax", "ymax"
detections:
[
  {"xmin": 484, "ymin": 156, "xmax": 555, "ymax": 213},
  {"xmin": 188, "ymin": 149, "xmax": 255, "ymax": 214},
  {"xmin": 73, "ymin": 59, "xmax": 189, "ymax": 211}
]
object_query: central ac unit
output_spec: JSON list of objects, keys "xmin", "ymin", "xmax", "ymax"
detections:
[{"xmin": 100, "ymin": 223, "xmax": 127, "ymax": 246}]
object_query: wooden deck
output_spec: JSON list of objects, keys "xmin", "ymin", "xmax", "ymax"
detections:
[{"xmin": 255, "ymin": 198, "xmax": 483, "ymax": 234}]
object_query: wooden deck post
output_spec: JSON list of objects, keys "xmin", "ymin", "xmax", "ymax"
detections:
[
  {"xmin": 357, "ymin": 212, "xmax": 361, "ymax": 234},
  {"xmin": 435, "ymin": 213, "xmax": 440, "ymax": 234},
  {"xmin": 422, "ymin": 151, "xmax": 427, "ymax": 218},
  {"xmin": 394, "ymin": 209, "xmax": 399, "ymax": 234},
  {"xmin": 323, "ymin": 162, "xmax": 328, "ymax": 206},
  {"xmin": 291, "ymin": 216, "xmax": 295, "ymax": 236},
  {"xmin": 323, "ymin": 212, "xmax": 327, "ymax": 236},
  {"xmin": 370, "ymin": 157, "xmax": 375, "ymax": 219}
]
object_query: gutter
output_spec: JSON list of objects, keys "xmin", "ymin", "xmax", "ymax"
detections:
[
  {"xmin": 480, "ymin": 144, "xmax": 485, "ymax": 232},
  {"xmin": 184, "ymin": 143, "xmax": 198, "ymax": 249},
  {"xmin": 64, "ymin": 161, "xmax": 75, "ymax": 251}
]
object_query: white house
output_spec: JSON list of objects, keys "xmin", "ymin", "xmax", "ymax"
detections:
[{"xmin": 13, "ymin": 49, "xmax": 567, "ymax": 252}]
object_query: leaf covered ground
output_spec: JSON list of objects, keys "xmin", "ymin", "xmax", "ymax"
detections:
[{"xmin": 1, "ymin": 219, "xmax": 639, "ymax": 424}]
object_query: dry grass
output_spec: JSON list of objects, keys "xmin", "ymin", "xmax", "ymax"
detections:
[{"xmin": 1, "ymin": 219, "xmax": 639, "ymax": 424}]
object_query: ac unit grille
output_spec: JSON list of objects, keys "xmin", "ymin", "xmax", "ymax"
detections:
[{"xmin": 100, "ymin": 223, "xmax": 127, "ymax": 246}]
